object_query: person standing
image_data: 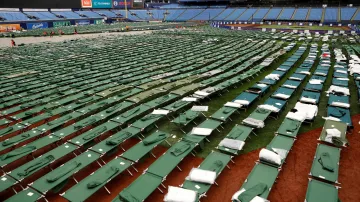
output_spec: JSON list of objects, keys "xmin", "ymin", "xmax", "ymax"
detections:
[{"xmin": 10, "ymin": 39, "xmax": 16, "ymax": 47}]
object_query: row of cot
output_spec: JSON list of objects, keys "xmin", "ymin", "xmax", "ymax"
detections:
[
  {"xmin": 110, "ymin": 41, "xmax": 287, "ymax": 202},
  {"xmin": 0, "ymin": 36, "xmax": 282, "ymax": 200},
  {"xmin": 153, "ymin": 40, "xmax": 306, "ymax": 202},
  {"xmin": 228, "ymin": 43, "xmax": 316, "ymax": 202},
  {"xmin": 305, "ymin": 45, "xmax": 352, "ymax": 202}
]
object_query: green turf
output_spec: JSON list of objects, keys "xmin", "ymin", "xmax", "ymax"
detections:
[{"xmin": 259, "ymin": 25, "xmax": 347, "ymax": 31}]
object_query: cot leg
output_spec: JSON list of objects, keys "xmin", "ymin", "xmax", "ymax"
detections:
[
  {"xmin": 215, "ymin": 182, "xmax": 219, "ymax": 186},
  {"xmin": 252, "ymin": 131, "xmax": 258, "ymax": 136},
  {"xmin": 73, "ymin": 176, "xmax": 78, "ymax": 184},
  {"xmin": 132, "ymin": 165, "xmax": 139, "ymax": 172},
  {"xmin": 229, "ymin": 117, "xmax": 233, "ymax": 121},
  {"xmin": 231, "ymin": 159, "xmax": 235, "ymax": 164},
  {"xmin": 205, "ymin": 138, "xmax": 210, "ymax": 143},
  {"xmin": 220, "ymin": 125, "xmax": 224, "ymax": 129},
  {"xmin": 12, "ymin": 187, "xmax": 17, "ymax": 194},
  {"xmin": 177, "ymin": 166, "xmax": 182, "ymax": 171},
  {"xmin": 104, "ymin": 186, "xmax": 111, "ymax": 195},
  {"xmin": 121, "ymin": 146, "xmax": 126, "ymax": 152},
  {"xmin": 157, "ymin": 187, "xmax": 164, "ymax": 194},
  {"xmin": 96, "ymin": 160, "xmax": 103, "ymax": 167},
  {"xmin": 216, "ymin": 128, "xmax": 220, "ymax": 132},
  {"xmin": 227, "ymin": 165, "xmax": 231, "ymax": 169},
  {"xmin": 165, "ymin": 140, "xmax": 171, "ymax": 146},
  {"xmin": 193, "ymin": 120, "xmax": 198, "ymax": 125},
  {"xmin": 127, "ymin": 169, "xmax": 133, "ymax": 176},
  {"xmin": 161, "ymin": 183, "xmax": 166, "ymax": 189},
  {"xmin": 101, "ymin": 158, "xmax": 106, "ymax": 165},
  {"xmin": 180, "ymin": 128, "xmax": 186, "ymax": 134},
  {"xmin": 191, "ymin": 152, "xmax": 195, "ymax": 157},
  {"xmin": 151, "ymin": 152, "xmax": 157, "ymax": 158},
  {"xmin": 155, "ymin": 124, "xmax": 159, "ymax": 129},
  {"xmin": 140, "ymin": 134, "xmax": 145, "ymax": 139},
  {"xmin": 72, "ymin": 152, "xmax": 77, "ymax": 157},
  {"xmin": 43, "ymin": 198, "xmax": 49, "ymax": 202}
]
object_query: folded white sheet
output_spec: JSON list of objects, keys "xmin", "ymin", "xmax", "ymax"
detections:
[
  {"xmin": 194, "ymin": 91, "xmax": 210, "ymax": 97},
  {"xmin": 259, "ymin": 148, "xmax": 282, "ymax": 166},
  {"xmin": 309, "ymin": 79, "xmax": 323, "ymax": 85},
  {"xmin": 232, "ymin": 189, "xmax": 269, "ymax": 202},
  {"xmin": 265, "ymin": 74, "xmax": 280, "ymax": 80},
  {"xmin": 300, "ymin": 71, "xmax": 311, "ymax": 75},
  {"xmin": 219, "ymin": 138, "xmax": 245, "ymax": 150},
  {"xmin": 188, "ymin": 168, "xmax": 217, "ymax": 184},
  {"xmin": 336, "ymin": 70, "xmax": 347, "ymax": 74},
  {"xmin": 330, "ymin": 101, "xmax": 350, "ymax": 108},
  {"xmin": 258, "ymin": 104, "xmax": 280, "ymax": 113},
  {"xmin": 289, "ymin": 76, "xmax": 301, "ymax": 81},
  {"xmin": 224, "ymin": 102, "xmax": 242, "ymax": 108},
  {"xmin": 152, "ymin": 110, "xmax": 170, "ymax": 115},
  {"xmin": 283, "ymin": 84, "xmax": 296, "ymax": 89},
  {"xmin": 182, "ymin": 97, "xmax": 198, "ymax": 102},
  {"xmin": 243, "ymin": 118, "xmax": 265, "ymax": 128},
  {"xmin": 234, "ymin": 100, "xmax": 250, "ymax": 106},
  {"xmin": 191, "ymin": 127, "xmax": 212, "ymax": 136},
  {"xmin": 257, "ymin": 83, "xmax": 268, "ymax": 88},
  {"xmin": 286, "ymin": 111, "xmax": 307, "ymax": 122},
  {"xmin": 322, "ymin": 116, "xmax": 341, "ymax": 122},
  {"xmin": 273, "ymin": 93, "xmax": 290, "ymax": 99},
  {"xmin": 325, "ymin": 128, "xmax": 341, "ymax": 143},
  {"xmin": 300, "ymin": 97, "xmax": 317, "ymax": 104},
  {"xmin": 164, "ymin": 186, "xmax": 197, "ymax": 202},
  {"xmin": 327, "ymin": 85, "xmax": 350, "ymax": 96}
]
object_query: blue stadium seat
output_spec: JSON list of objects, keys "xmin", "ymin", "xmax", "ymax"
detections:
[
  {"xmin": 238, "ymin": 8, "xmax": 257, "ymax": 21},
  {"xmin": 192, "ymin": 9, "xmax": 224, "ymax": 20},
  {"xmin": 52, "ymin": 11, "xmax": 84, "ymax": 19},
  {"xmin": 0, "ymin": 12, "xmax": 29, "ymax": 21},
  {"xmin": 213, "ymin": 8, "xmax": 236, "ymax": 20},
  {"xmin": 129, "ymin": 10, "xmax": 150, "ymax": 20},
  {"xmin": 224, "ymin": 8, "xmax": 246, "ymax": 21},
  {"xmin": 252, "ymin": 8, "xmax": 269, "ymax": 22},
  {"xmin": 94, "ymin": 10, "xmax": 117, "ymax": 18},
  {"xmin": 24, "ymin": 12, "xmax": 59, "ymax": 20},
  {"xmin": 264, "ymin": 7, "xmax": 282, "ymax": 20},
  {"xmin": 149, "ymin": 9, "xmax": 166, "ymax": 20},
  {"xmin": 354, "ymin": 11, "xmax": 360, "ymax": 21},
  {"xmin": 324, "ymin": 7, "xmax": 338, "ymax": 22},
  {"xmin": 292, "ymin": 8, "xmax": 309, "ymax": 20},
  {"xmin": 75, "ymin": 11, "xmax": 103, "ymax": 18},
  {"xmin": 308, "ymin": 8, "xmax": 323, "ymax": 21},
  {"xmin": 278, "ymin": 8, "xmax": 295, "ymax": 20},
  {"xmin": 165, "ymin": 9, "xmax": 186, "ymax": 21},
  {"xmin": 340, "ymin": 7, "xmax": 357, "ymax": 21},
  {"xmin": 175, "ymin": 9, "xmax": 204, "ymax": 21}
]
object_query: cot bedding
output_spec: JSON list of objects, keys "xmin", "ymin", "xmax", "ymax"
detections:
[
  {"xmin": 233, "ymin": 92, "xmax": 259, "ymax": 107},
  {"xmin": 217, "ymin": 125, "xmax": 253, "ymax": 155},
  {"xmin": 299, "ymin": 91, "xmax": 320, "ymax": 104},
  {"xmin": 242, "ymin": 108, "xmax": 272, "ymax": 128},
  {"xmin": 276, "ymin": 118, "xmax": 302, "ymax": 138},
  {"xmin": 319, "ymin": 120, "xmax": 348, "ymax": 147},
  {"xmin": 246, "ymin": 83, "xmax": 269, "ymax": 95},
  {"xmin": 327, "ymin": 107, "xmax": 352, "ymax": 127},
  {"xmin": 271, "ymin": 87, "xmax": 295, "ymax": 100},
  {"xmin": 310, "ymin": 144, "xmax": 341, "ymax": 183},
  {"xmin": 328, "ymin": 95, "xmax": 350, "ymax": 108}
]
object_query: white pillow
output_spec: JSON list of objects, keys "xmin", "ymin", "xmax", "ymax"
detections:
[
  {"xmin": 259, "ymin": 148, "xmax": 282, "ymax": 166},
  {"xmin": 188, "ymin": 168, "xmax": 216, "ymax": 184},
  {"xmin": 164, "ymin": 186, "xmax": 197, "ymax": 202}
]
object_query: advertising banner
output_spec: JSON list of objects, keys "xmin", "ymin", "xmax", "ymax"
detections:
[
  {"xmin": 94, "ymin": 19, "xmax": 104, "ymax": 24},
  {"xmin": 113, "ymin": 0, "xmax": 131, "ymax": 8},
  {"xmin": 53, "ymin": 21, "xmax": 71, "ymax": 28},
  {"xmin": 76, "ymin": 20, "xmax": 90, "ymax": 26},
  {"xmin": 132, "ymin": 0, "xmax": 144, "ymax": 8},
  {"xmin": 92, "ymin": 0, "xmax": 112, "ymax": 8},
  {"xmin": 0, "ymin": 24, "xmax": 20, "ymax": 32},
  {"xmin": 81, "ymin": 0, "xmax": 92, "ymax": 8},
  {"xmin": 26, "ymin": 22, "xmax": 48, "ymax": 30}
]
